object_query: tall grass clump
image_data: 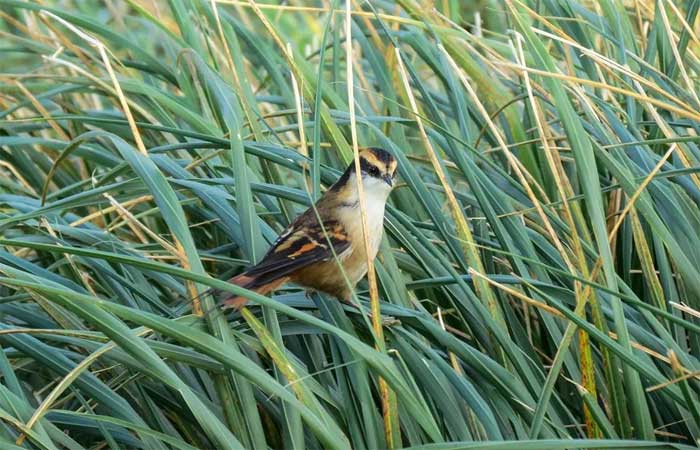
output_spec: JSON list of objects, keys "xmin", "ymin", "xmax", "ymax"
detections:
[{"xmin": 1, "ymin": 0, "xmax": 700, "ymax": 448}]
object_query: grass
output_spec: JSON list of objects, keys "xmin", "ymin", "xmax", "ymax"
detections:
[{"xmin": 1, "ymin": 0, "xmax": 700, "ymax": 448}]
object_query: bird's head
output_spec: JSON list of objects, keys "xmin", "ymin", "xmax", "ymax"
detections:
[
  {"xmin": 357, "ymin": 147, "xmax": 397, "ymax": 193},
  {"xmin": 329, "ymin": 147, "xmax": 397, "ymax": 201}
]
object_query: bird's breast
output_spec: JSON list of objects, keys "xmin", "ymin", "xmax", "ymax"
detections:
[{"xmin": 336, "ymin": 195, "xmax": 386, "ymax": 282}]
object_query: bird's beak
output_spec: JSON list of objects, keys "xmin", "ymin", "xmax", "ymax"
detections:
[{"xmin": 383, "ymin": 174, "xmax": 394, "ymax": 187}]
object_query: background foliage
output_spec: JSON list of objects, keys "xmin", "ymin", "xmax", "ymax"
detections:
[{"xmin": 1, "ymin": 0, "xmax": 700, "ymax": 448}]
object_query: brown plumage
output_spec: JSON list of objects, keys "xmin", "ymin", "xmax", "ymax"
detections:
[{"xmin": 220, "ymin": 147, "xmax": 397, "ymax": 309}]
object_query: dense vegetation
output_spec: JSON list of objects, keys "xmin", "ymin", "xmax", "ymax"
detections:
[{"xmin": 1, "ymin": 0, "xmax": 700, "ymax": 448}]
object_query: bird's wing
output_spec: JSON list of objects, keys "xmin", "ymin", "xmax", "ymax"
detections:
[{"xmin": 242, "ymin": 217, "xmax": 351, "ymax": 287}]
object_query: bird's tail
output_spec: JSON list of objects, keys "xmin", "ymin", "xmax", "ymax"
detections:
[{"xmin": 219, "ymin": 273, "xmax": 289, "ymax": 310}]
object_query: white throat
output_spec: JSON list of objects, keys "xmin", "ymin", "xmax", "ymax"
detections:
[
  {"xmin": 340, "ymin": 173, "xmax": 390, "ymax": 251},
  {"xmin": 346, "ymin": 173, "xmax": 391, "ymax": 214}
]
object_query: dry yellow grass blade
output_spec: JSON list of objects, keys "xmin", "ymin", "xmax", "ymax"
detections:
[
  {"xmin": 12, "ymin": 79, "xmax": 70, "ymax": 141},
  {"xmin": 512, "ymin": 31, "xmax": 600, "ymax": 437},
  {"xmin": 468, "ymin": 269, "xmax": 563, "ymax": 318},
  {"xmin": 37, "ymin": 12, "xmax": 149, "ymax": 155},
  {"xmin": 0, "ymin": 160, "xmax": 38, "ymax": 196},
  {"xmin": 395, "ymin": 46, "xmax": 506, "ymax": 329},
  {"xmin": 214, "ymin": 0, "xmax": 432, "ymax": 29},
  {"xmin": 499, "ymin": 62, "xmax": 700, "ymax": 122},
  {"xmin": 656, "ymin": 1, "xmax": 700, "ymax": 108},
  {"xmin": 344, "ymin": 3, "xmax": 394, "ymax": 447},
  {"xmin": 16, "ymin": 327, "xmax": 154, "ymax": 445}
]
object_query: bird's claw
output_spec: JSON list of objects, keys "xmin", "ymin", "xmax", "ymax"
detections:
[{"xmin": 381, "ymin": 315, "xmax": 400, "ymax": 326}]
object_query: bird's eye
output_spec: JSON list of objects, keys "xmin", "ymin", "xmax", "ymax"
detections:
[{"xmin": 369, "ymin": 167, "xmax": 379, "ymax": 176}]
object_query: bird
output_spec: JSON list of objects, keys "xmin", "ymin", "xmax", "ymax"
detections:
[{"xmin": 220, "ymin": 147, "xmax": 397, "ymax": 310}]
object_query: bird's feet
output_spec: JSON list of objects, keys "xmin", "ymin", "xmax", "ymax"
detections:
[{"xmin": 380, "ymin": 315, "xmax": 400, "ymax": 326}]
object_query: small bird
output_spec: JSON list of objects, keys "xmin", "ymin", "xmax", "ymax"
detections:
[{"xmin": 221, "ymin": 147, "xmax": 397, "ymax": 309}]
